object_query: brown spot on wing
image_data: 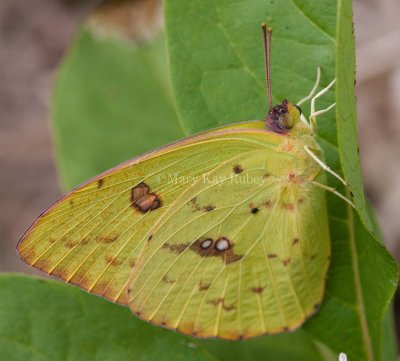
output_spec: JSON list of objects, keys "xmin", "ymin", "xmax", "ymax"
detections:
[
  {"xmin": 81, "ymin": 238, "xmax": 90, "ymax": 245},
  {"xmin": 282, "ymin": 258, "xmax": 291, "ymax": 266},
  {"xmin": 190, "ymin": 237, "xmax": 243, "ymax": 265},
  {"xmin": 96, "ymin": 235, "xmax": 118, "ymax": 244},
  {"xmin": 97, "ymin": 179, "xmax": 104, "ymax": 188},
  {"xmin": 162, "ymin": 242, "xmax": 189, "ymax": 254},
  {"xmin": 65, "ymin": 240, "xmax": 79, "ymax": 249},
  {"xmin": 208, "ymin": 298, "xmax": 235, "ymax": 311},
  {"xmin": 51, "ymin": 266, "xmax": 65, "ymax": 277},
  {"xmin": 132, "ymin": 182, "xmax": 149, "ymax": 199},
  {"xmin": 190, "ymin": 197, "xmax": 215, "ymax": 212},
  {"xmin": 162, "ymin": 275, "xmax": 175, "ymax": 284},
  {"xmin": 225, "ymin": 251, "xmax": 243, "ymax": 265},
  {"xmin": 203, "ymin": 204, "xmax": 215, "ymax": 212},
  {"xmin": 33, "ymin": 259, "xmax": 46, "ymax": 270},
  {"xmin": 281, "ymin": 202, "xmax": 294, "ymax": 211},
  {"xmin": 267, "ymin": 253, "xmax": 277, "ymax": 258},
  {"xmin": 105, "ymin": 255, "xmax": 122, "ymax": 266},
  {"xmin": 128, "ymin": 259, "xmax": 136, "ymax": 267},
  {"xmin": 292, "ymin": 238, "xmax": 299, "ymax": 246},
  {"xmin": 251, "ymin": 287, "xmax": 264, "ymax": 294},
  {"xmin": 131, "ymin": 182, "xmax": 161, "ymax": 213},
  {"xmin": 177, "ymin": 321, "xmax": 195, "ymax": 334},
  {"xmin": 263, "ymin": 200, "xmax": 272, "ymax": 208},
  {"xmin": 233, "ymin": 164, "xmax": 243, "ymax": 174},
  {"xmin": 199, "ymin": 280, "xmax": 211, "ymax": 291}
]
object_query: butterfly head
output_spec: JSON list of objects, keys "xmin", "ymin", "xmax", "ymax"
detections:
[
  {"xmin": 266, "ymin": 99, "xmax": 303, "ymax": 134},
  {"xmin": 261, "ymin": 26, "xmax": 311, "ymax": 136}
]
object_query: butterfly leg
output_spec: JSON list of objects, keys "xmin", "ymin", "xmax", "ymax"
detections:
[
  {"xmin": 310, "ymin": 180, "xmax": 355, "ymax": 208},
  {"xmin": 297, "ymin": 67, "xmax": 321, "ymax": 106},
  {"xmin": 297, "ymin": 67, "xmax": 321, "ymax": 126},
  {"xmin": 304, "ymin": 146, "xmax": 348, "ymax": 186},
  {"xmin": 309, "ymin": 78, "xmax": 336, "ymax": 131}
]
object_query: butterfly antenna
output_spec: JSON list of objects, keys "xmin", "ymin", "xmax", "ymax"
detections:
[{"xmin": 261, "ymin": 23, "xmax": 273, "ymax": 112}]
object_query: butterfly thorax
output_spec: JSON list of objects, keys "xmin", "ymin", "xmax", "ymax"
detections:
[{"xmin": 266, "ymin": 99, "xmax": 321, "ymax": 179}]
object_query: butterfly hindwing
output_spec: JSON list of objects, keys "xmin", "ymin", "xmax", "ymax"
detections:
[{"xmin": 127, "ymin": 138, "xmax": 330, "ymax": 339}]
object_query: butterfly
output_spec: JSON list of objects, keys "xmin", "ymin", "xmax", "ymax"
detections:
[{"xmin": 17, "ymin": 25, "xmax": 352, "ymax": 340}]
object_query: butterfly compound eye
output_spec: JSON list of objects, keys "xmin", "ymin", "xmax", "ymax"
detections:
[{"xmin": 277, "ymin": 115, "xmax": 291, "ymax": 130}]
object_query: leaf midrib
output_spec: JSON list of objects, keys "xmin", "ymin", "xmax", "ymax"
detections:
[{"xmin": 346, "ymin": 202, "xmax": 374, "ymax": 361}]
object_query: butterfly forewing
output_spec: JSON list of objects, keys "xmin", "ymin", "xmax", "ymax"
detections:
[{"xmin": 18, "ymin": 124, "xmax": 281, "ymax": 305}]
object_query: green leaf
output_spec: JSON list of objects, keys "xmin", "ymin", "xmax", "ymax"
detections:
[
  {"xmin": 0, "ymin": 275, "xmax": 334, "ymax": 361},
  {"xmin": 335, "ymin": 0, "xmax": 372, "ymax": 233},
  {"xmin": 202, "ymin": 331, "xmax": 332, "ymax": 361},
  {"xmin": 164, "ymin": 0, "xmax": 398, "ymax": 360},
  {"xmin": 304, "ymin": 207, "xmax": 397, "ymax": 361},
  {"xmin": 0, "ymin": 274, "xmax": 214, "ymax": 361},
  {"xmin": 165, "ymin": 0, "xmax": 336, "ymax": 134},
  {"xmin": 53, "ymin": 28, "xmax": 185, "ymax": 190},
  {"xmin": 305, "ymin": 2, "xmax": 397, "ymax": 361},
  {"xmin": 381, "ymin": 306, "xmax": 398, "ymax": 361}
]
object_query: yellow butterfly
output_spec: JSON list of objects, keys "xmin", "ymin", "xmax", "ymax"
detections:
[{"xmin": 18, "ymin": 25, "xmax": 352, "ymax": 340}]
